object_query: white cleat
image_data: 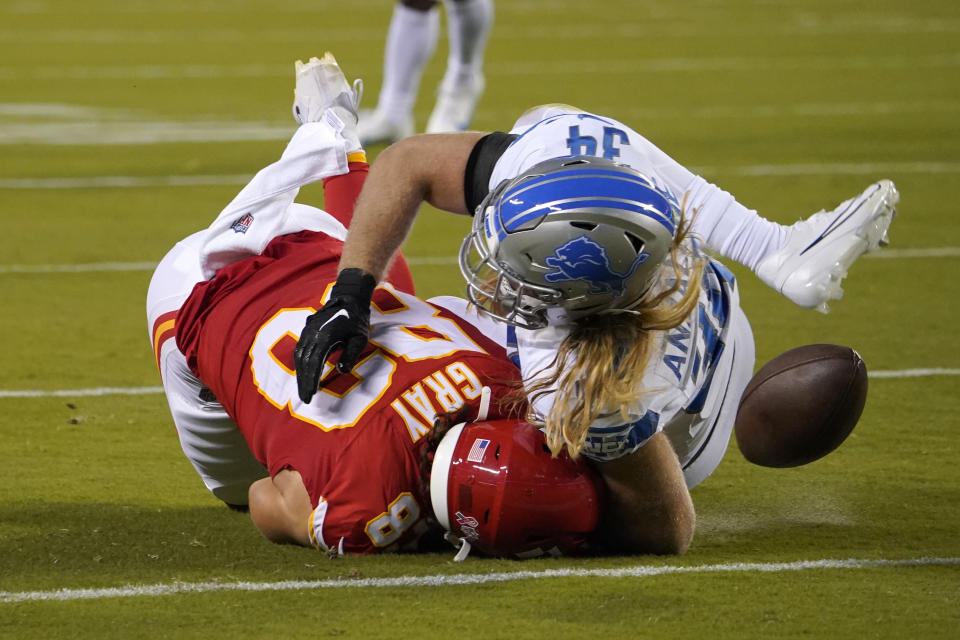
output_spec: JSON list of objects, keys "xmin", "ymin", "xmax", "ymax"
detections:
[
  {"xmin": 425, "ymin": 74, "xmax": 485, "ymax": 133},
  {"xmin": 356, "ymin": 108, "xmax": 414, "ymax": 146},
  {"xmin": 292, "ymin": 53, "xmax": 363, "ymax": 146},
  {"xmin": 756, "ymin": 179, "xmax": 899, "ymax": 313}
]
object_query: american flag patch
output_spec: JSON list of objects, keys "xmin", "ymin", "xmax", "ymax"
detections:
[{"xmin": 466, "ymin": 438, "xmax": 490, "ymax": 463}]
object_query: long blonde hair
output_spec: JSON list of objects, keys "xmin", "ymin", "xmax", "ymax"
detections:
[{"xmin": 525, "ymin": 207, "xmax": 705, "ymax": 458}]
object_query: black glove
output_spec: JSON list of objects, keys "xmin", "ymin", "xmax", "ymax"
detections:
[{"xmin": 294, "ymin": 268, "xmax": 377, "ymax": 403}]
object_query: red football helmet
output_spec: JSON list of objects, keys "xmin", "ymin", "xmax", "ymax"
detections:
[{"xmin": 430, "ymin": 419, "xmax": 604, "ymax": 558}]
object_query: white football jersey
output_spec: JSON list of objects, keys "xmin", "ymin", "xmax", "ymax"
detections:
[
  {"xmin": 487, "ymin": 106, "xmax": 757, "ymax": 485},
  {"xmin": 198, "ymin": 119, "xmax": 351, "ymax": 279},
  {"xmin": 492, "ymin": 105, "xmax": 754, "ymax": 256}
]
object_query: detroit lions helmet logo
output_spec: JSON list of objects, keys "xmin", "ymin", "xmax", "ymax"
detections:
[{"xmin": 544, "ymin": 235, "xmax": 650, "ymax": 295}]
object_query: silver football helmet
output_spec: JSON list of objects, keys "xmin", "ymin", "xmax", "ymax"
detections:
[{"xmin": 459, "ymin": 156, "xmax": 680, "ymax": 329}]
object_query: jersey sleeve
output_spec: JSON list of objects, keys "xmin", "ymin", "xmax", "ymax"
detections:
[
  {"xmin": 486, "ymin": 107, "xmax": 761, "ymax": 257},
  {"xmin": 199, "ymin": 120, "xmax": 351, "ymax": 279},
  {"xmin": 463, "ymin": 132, "xmax": 519, "ymax": 213},
  {"xmin": 307, "ymin": 462, "xmax": 428, "ymax": 555}
]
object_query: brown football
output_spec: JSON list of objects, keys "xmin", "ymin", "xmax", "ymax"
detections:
[{"xmin": 734, "ymin": 344, "xmax": 868, "ymax": 468}]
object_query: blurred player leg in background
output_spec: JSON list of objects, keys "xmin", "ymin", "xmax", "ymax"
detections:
[
  {"xmin": 358, "ymin": 0, "xmax": 493, "ymax": 145},
  {"xmin": 425, "ymin": 0, "xmax": 492, "ymax": 134},
  {"xmin": 358, "ymin": 0, "xmax": 437, "ymax": 144}
]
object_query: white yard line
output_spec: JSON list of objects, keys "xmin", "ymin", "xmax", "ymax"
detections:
[
  {"xmin": 862, "ymin": 247, "xmax": 960, "ymax": 259},
  {"xmin": 5, "ymin": 100, "xmax": 957, "ymax": 120},
  {"xmin": 695, "ymin": 161, "xmax": 960, "ymax": 177},
  {"xmin": 867, "ymin": 368, "xmax": 960, "ymax": 379},
  {"xmin": 2, "ymin": 162, "xmax": 959, "ymax": 185},
  {"xmin": 0, "ymin": 174, "xmax": 254, "ymax": 189},
  {"xmin": 0, "ymin": 0, "xmax": 388, "ymax": 13},
  {"xmin": 1, "ymin": 53, "xmax": 959, "ymax": 80},
  {"xmin": 0, "ymin": 386, "xmax": 164, "ymax": 399},
  {"xmin": 0, "ymin": 256, "xmax": 460, "ymax": 274},
  {"xmin": 1, "ymin": 247, "xmax": 957, "ymax": 276},
  {"xmin": 0, "ymin": 18, "xmax": 957, "ymax": 45},
  {"xmin": 0, "ymin": 261, "xmax": 158, "ymax": 274},
  {"xmin": 1, "ymin": 556, "xmax": 956, "ymax": 604},
  {"xmin": 0, "ymin": 122, "xmax": 294, "ymax": 145},
  {"xmin": 2, "ymin": 99, "xmax": 956, "ymax": 145},
  {"xmin": 1, "ymin": 369, "xmax": 958, "ymax": 399}
]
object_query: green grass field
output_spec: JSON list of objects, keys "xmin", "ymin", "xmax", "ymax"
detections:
[{"xmin": 1, "ymin": 0, "xmax": 959, "ymax": 637}]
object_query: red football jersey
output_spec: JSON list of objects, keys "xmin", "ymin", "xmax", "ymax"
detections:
[{"xmin": 176, "ymin": 230, "xmax": 522, "ymax": 553}]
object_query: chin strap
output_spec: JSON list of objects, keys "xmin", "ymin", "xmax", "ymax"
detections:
[
  {"xmin": 477, "ymin": 385, "xmax": 491, "ymax": 421},
  {"xmin": 444, "ymin": 532, "xmax": 473, "ymax": 562}
]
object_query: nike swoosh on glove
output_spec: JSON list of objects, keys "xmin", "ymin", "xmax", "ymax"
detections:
[{"xmin": 294, "ymin": 268, "xmax": 377, "ymax": 403}]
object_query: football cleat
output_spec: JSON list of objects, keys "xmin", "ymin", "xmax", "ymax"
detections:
[
  {"xmin": 292, "ymin": 53, "xmax": 363, "ymax": 150},
  {"xmin": 425, "ymin": 74, "xmax": 485, "ymax": 133},
  {"xmin": 356, "ymin": 108, "xmax": 415, "ymax": 146},
  {"xmin": 756, "ymin": 180, "xmax": 899, "ymax": 312}
]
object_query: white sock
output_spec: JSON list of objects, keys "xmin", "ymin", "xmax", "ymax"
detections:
[
  {"xmin": 440, "ymin": 0, "xmax": 493, "ymax": 89},
  {"xmin": 376, "ymin": 3, "xmax": 440, "ymax": 122},
  {"xmin": 686, "ymin": 177, "xmax": 789, "ymax": 272}
]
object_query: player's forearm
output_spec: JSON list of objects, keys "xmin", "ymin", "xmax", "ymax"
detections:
[
  {"xmin": 337, "ymin": 142, "xmax": 430, "ymax": 279},
  {"xmin": 592, "ymin": 433, "xmax": 695, "ymax": 555},
  {"xmin": 337, "ymin": 132, "xmax": 485, "ymax": 280}
]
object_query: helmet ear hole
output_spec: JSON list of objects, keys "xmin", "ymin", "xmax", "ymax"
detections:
[{"xmin": 624, "ymin": 231, "xmax": 646, "ymax": 255}]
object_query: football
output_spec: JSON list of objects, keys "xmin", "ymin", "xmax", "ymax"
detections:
[{"xmin": 734, "ymin": 344, "xmax": 868, "ymax": 468}]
